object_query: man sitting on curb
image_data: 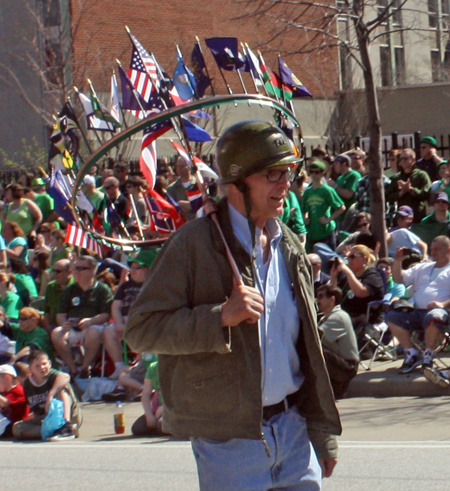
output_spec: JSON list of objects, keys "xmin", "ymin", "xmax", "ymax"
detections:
[
  {"xmin": 317, "ymin": 284, "xmax": 359, "ymax": 399},
  {"xmin": 386, "ymin": 236, "xmax": 450, "ymax": 374}
]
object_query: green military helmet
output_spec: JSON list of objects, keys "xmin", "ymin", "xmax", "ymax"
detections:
[{"xmin": 216, "ymin": 121, "xmax": 301, "ymax": 184}]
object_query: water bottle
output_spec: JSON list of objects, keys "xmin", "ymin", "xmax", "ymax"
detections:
[{"xmin": 114, "ymin": 401, "xmax": 125, "ymax": 434}]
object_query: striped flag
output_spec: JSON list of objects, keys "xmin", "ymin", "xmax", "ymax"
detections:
[
  {"xmin": 65, "ymin": 223, "xmax": 104, "ymax": 257},
  {"xmin": 128, "ymin": 33, "xmax": 159, "ymax": 104},
  {"xmin": 185, "ymin": 183, "xmax": 203, "ymax": 214}
]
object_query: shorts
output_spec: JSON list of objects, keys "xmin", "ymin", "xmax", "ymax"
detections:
[
  {"xmin": 67, "ymin": 324, "xmax": 106, "ymax": 347},
  {"xmin": 12, "ymin": 415, "xmax": 45, "ymax": 439},
  {"xmin": 386, "ymin": 308, "xmax": 450, "ymax": 333}
]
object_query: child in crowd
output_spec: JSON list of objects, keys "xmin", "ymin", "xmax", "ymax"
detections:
[
  {"xmin": 13, "ymin": 350, "xmax": 82, "ymax": 441},
  {"xmin": 0, "ymin": 364, "xmax": 29, "ymax": 438},
  {"xmin": 131, "ymin": 359, "xmax": 165, "ymax": 437}
]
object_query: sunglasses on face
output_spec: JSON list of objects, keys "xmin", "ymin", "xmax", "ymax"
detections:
[
  {"xmin": 347, "ymin": 253, "xmax": 362, "ymax": 260},
  {"xmin": 74, "ymin": 266, "xmax": 92, "ymax": 271},
  {"xmin": 260, "ymin": 168, "xmax": 297, "ymax": 183},
  {"xmin": 52, "ymin": 268, "xmax": 65, "ymax": 274},
  {"xmin": 308, "ymin": 169, "xmax": 323, "ymax": 175}
]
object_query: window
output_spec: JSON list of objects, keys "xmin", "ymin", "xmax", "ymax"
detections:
[{"xmin": 429, "ymin": 0, "xmax": 450, "ymax": 81}]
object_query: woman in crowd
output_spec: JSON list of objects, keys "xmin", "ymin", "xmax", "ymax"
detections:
[
  {"xmin": 330, "ymin": 244, "xmax": 384, "ymax": 330},
  {"xmin": 29, "ymin": 251, "xmax": 51, "ymax": 297},
  {"xmin": 49, "ymin": 230, "xmax": 72, "ymax": 267},
  {"xmin": 0, "ymin": 273, "xmax": 23, "ymax": 321},
  {"xmin": 3, "ymin": 221, "xmax": 29, "ymax": 266},
  {"xmin": 8, "ymin": 257, "xmax": 38, "ymax": 304},
  {"xmin": 2, "ymin": 183, "xmax": 42, "ymax": 243}
]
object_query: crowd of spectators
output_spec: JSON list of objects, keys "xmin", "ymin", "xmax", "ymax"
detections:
[{"xmin": 1, "ymin": 136, "xmax": 450, "ymax": 441}]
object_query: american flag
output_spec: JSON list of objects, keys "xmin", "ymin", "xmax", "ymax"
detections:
[
  {"xmin": 139, "ymin": 93, "xmax": 172, "ymax": 189},
  {"xmin": 65, "ymin": 223, "xmax": 104, "ymax": 258},
  {"xmin": 128, "ymin": 33, "xmax": 160, "ymax": 106}
]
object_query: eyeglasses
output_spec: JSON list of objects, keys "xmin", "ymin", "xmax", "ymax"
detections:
[
  {"xmin": 74, "ymin": 266, "xmax": 92, "ymax": 271},
  {"xmin": 260, "ymin": 168, "xmax": 297, "ymax": 183},
  {"xmin": 52, "ymin": 268, "xmax": 65, "ymax": 274},
  {"xmin": 308, "ymin": 169, "xmax": 323, "ymax": 175},
  {"xmin": 19, "ymin": 316, "xmax": 32, "ymax": 321}
]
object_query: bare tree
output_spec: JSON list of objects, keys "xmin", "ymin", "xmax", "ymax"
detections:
[{"xmin": 240, "ymin": 0, "xmax": 435, "ymax": 255}]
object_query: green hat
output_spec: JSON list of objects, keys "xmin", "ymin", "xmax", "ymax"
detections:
[
  {"xmin": 308, "ymin": 160, "xmax": 327, "ymax": 172},
  {"xmin": 419, "ymin": 136, "xmax": 437, "ymax": 148},
  {"xmin": 128, "ymin": 249, "xmax": 158, "ymax": 268},
  {"xmin": 31, "ymin": 178, "xmax": 45, "ymax": 186},
  {"xmin": 438, "ymin": 160, "xmax": 448, "ymax": 169},
  {"xmin": 216, "ymin": 121, "xmax": 301, "ymax": 184}
]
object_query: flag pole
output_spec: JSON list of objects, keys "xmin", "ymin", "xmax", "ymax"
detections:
[
  {"xmin": 112, "ymin": 71, "xmax": 128, "ymax": 130},
  {"xmin": 195, "ymin": 37, "xmax": 216, "ymax": 96},
  {"xmin": 129, "ymin": 193, "xmax": 145, "ymax": 241},
  {"xmin": 242, "ymin": 43, "xmax": 259, "ymax": 94},
  {"xmin": 72, "ymin": 86, "xmax": 103, "ymax": 147},
  {"xmin": 246, "ymin": 44, "xmax": 270, "ymax": 97}
]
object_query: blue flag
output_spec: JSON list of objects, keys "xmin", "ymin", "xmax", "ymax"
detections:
[
  {"xmin": 118, "ymin": 64, "xmax": 154, "ymax": 112},
  {"xmin": 182, "ymin": 118, "xmax": 212, "ymax": 142},
  {"xmin": 173, "ymin": 56, "xmax": 197, "ymax": 101},
  {"xmin": 205, "ymin": 37, "xmax": 245, "ymax": 71},
  {"xmin": 278, "ymin": 58, "xmax": 312, "ymax": 98},
  {"xmin": 191, "ymin": 44, "xmax": 211, "ymax": 97},
  {"xmin": 48, "ymin": 170, "xmax": 76, "ymax": 224}
]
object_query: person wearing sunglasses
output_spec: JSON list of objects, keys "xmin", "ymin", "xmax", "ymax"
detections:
[
  {"xmin": 316, "ymin": 284, "xmax": 359, "ymax": 399},
  {"xmin": 415, "ymin": 136, "xmax": 443, "ymax": 183},
  {"xmin": 127, "ymin": 121, "xmax": 341, "ymax": 490},
  {"xmin": 330, "ymin": 245, "xmax": 384, "ymax": 331},
  {"xmin": 43, "ymin": 259, "xmax": 74, "ymax": 330},
  {"xmin": 302, "ymin": 160, "xmax": 345, "ymax": 252},
  {"xmin": 51, "ymin": 256, "xmax": 113, "ymax": 379}
]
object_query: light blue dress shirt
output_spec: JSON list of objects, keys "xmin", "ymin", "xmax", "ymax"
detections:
[{"xmin": 228, "ymin": 203, "xmax": 304, "ymax": 406}]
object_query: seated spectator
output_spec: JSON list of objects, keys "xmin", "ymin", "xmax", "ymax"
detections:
[
  {"xmin": 81, "ymin": 175, "xmax": 104, "ymax": 213},
  {"xmin": 12, "ymin": 307, "xmax": 55, "ymax": 365},
  {"xmin": 131, "ymin": 359, "xmax": 165, "ymax": 437},
  {"xmin": 280, "ymin": 190, "xmax": 306, "ymax": 240},
  {"xmin": 13, "ymin": 350, "xmax": 81, "ymax": 441},
  {"xmin": 375, "ymin": 258, "xmax": 406, "ymax": 301},
  {"xmin": 385, "ymin": 149, "xmax": 402, "ymax": 177},
  {"xmin": 44, "ymin": 259, "xmax": 74, "ymax": 330},
  {"xmin": 29, "ymin": 251, "xmax": 51, "ymax": 297},
  {"xmin": 389, "ymin": 148, "xmax": 431, "ymax": 223},
  {"xmin": 36, "ymin": 223, "xmax": 57, "ymax": 249},
  {"xmin": 307, "ymin": 253, "xmax": 330, "ymax": 296},
  {"xmin": 0, "ymin": 364, "xmax": 29, "ymax": 438},
  {"xmin": 316, "ymin": 285, "xmax": 359, "ymax": 399},
  {"xmin": 302, "ymin": 160, "xmax": 345, "ymax": 252},
  {"xmin": 330, "ymin": 245, "xmax": 384, "ymax": 330},
  {"xmin": 51, "ymin": 255, "xmax": 113, "ymax": 379},
  {"xmin": 103, "ymin": 250, "xmax": 155, "ymax": 380},
  {"xmin": 0, "ymin": 273, "xmax": 23, "ymax": 321},
  {"xmin": 8, "ymin": 257, "xmax": 38, "ymax": 304},
  {"xmin": 96, "ymin": 270, "xmax": 118, "ymax": 294},
  {"xmin": 421, "ymin": 192, "xmax": 450, "ymax": 226},
  {"xmin": 387, "ymin": 207, "xmax": 428, "ymax": 259},
  {"xmin": 386, "ymin": 236, "xmax": 450, "ymax": 374},
  {"xmin": 3, "ymin": 221, "xmax": 28, "ymax": 265},
  {"xmin": 49, "ymin": 230, "xmax": 72, "ymax": 267},
  {"xmin": 415, "ymin": 136, "xmax": 443, "ymax": 183},
  {"xmin": 336, "ymin": 213, "xmax": 372, "ymax": 253},
  {"xmin": 31, "ymin": 178, "xmax": 59, "ymax": 225},
  {"xmin": 430, "ymin": 160, "xmax": 450, "ymax": 198}
]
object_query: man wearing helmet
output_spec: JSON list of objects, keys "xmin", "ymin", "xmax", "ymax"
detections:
[{"xmin": 126, "ymin": 121, "xmax": 341, "ymax": 490}]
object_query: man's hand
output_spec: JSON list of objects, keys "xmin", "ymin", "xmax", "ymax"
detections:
[
  {"xmin": 427, "ymin": 301, "xmax": 445, "ymax": 310},
  {"xmin": 221, "ymin": 285, "xmax": 264, "ymax": 326},
  {"xmin": 319, "ymin": 458, "xmax": 337, "ymax": 478},
  {"xmin": 78, "ymin": 318, "xmax": 93, "ymax": 331},
  {"xmin": 319, "ymin": 216, "xmax": 330, "ymax": 225},
  {"xmin": 394, "ymin": 247, "xmax": 409, "ymax": 262}
]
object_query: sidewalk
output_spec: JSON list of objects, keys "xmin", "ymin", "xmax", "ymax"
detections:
[{"xmin": 346, "ymin": 353, "xmax": 450, "ymax": 397}]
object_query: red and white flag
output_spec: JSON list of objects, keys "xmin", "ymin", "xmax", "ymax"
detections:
[{"xmin": 65, "ymin": 224, "xmax": 104, "ymax": 258}]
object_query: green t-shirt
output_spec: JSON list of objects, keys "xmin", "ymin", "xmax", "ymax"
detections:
[
  {"xmin": 1, "ymin": 291, "xmax": 24, "ymax": 320},
  {"xmin": 280, "ymin": 191, "xmax": 306, "ymax": 235},
  {"xmin": 51, "ymin": 246, "xmax": 73, "ymax": 267},
  {"xmin": 13, "ymin": 325, "xmax": 55, "ymax": 363},
  {"xmin": 44, "ymin": 277, "xmax": 75, "ymax": 325},
  {"xmin": 14, "ymin": 273, "xmax": 38, "ymax": 299},
  {"xmin": 145, "ymin": 360, "xmax": 163, "ymax": 405},
  {"xmin": 6, "ymin": 200, "xmax": 34, "ymax": 236},
  {"xmin": 8, "ymin": 237, "xmax": 28, "ymax": 265},
  {"xmin": 336, "ymin": 169, "xmax": 361, "ymax": 212},
  {"xmin": 302, "ymin": 184, "xmax": 344, "ymax": 240},
  {"xmin": 59, "ymin": 281, "xmax": 113, "ymax": 319},
  {"xmin": 35, "ymin": 193, "xmax": 54, "ymax": 220}
]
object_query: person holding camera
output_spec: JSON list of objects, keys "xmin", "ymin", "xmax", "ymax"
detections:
[
  {"xmin": 51, "ymin": 255, "xmax": 113, "ymax": 379},
  {"xmin": 329, "ymin": 245, "xmax": 384, "ymax": 331}
]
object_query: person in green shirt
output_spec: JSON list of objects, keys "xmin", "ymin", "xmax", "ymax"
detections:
[
  {"xmin": 9, "ymin": 257, "xmax": 38, "ymax": 303},
  {"xmin": 0, "ymin": 272, "xmax": 23, "ymax": 320},
  {"xmin": 31, "ymin": 178, "xmax": 58, "ymax": 224},
  {"xmin": 44, "ymin": 259, "xmax": 74, "ymax": 328},
  {"xmin": 327, "ymin": 154, "xmax": 361, "ymax": 220},
  {"xmin": 280, "ymin": 191, "xmax": 306, "ymax": 238},
  {"xmin": 303, "ymin": 160, "xmax": 346, "ymax": 252}
]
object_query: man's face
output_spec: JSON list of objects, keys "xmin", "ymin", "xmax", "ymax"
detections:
[
  {"xmin": 175, "ymin": 160, "xmax": 190, "ymax": 180},
  {"xmin": 434, "ymin": 200, "xmax": 449, "ymax": 214},
  {"xmin": 104, "ymin": 181, "xmax": 118, "ymax": 199},
  {"xmin": 114, "ymin": 167, "xmax": 127, "ymax": 181},
  {"xmin": 420, "ymin": 143, "xmax": 433, "ymax": 159},
  {"xmin": 129, "ymin": 262, "xmax": 149, "ymax": 283},
  {"xmin": 397, "ymin": 215, "xmax": 413, "ymax": 228},
  {"xmin": 73, "ymin": 260, "xmax": 95, "ymax": 284},
  {"xmin": 350, "ymin": 154, "xmax": 364, "ymax": 172},
  {"xmin": 399, "ymin": 152, "xmax": 414, "ymax": 171},
  {"xmin": 52, "ymin": 262, "xmax": 71, "ymax": 286},
  {"xmin": 333, "ymin": 160, "xmax": 343, "ymax": 175},
  {"xmin": 430, "ymin": 240, "xmax": 450, "ymax": 262},
  {"xmin": 244, "ymin": 165, "xmax": 293, "ymax": 226},
  {"xmin": 316, "ymin": 291, "xmax": 334, "ymax": 313},
  {"xmin": 307, "ymin": 166, "xmax": 325, "ymax": 182}
]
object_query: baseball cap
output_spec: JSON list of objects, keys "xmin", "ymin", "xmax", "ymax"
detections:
[
  {"xmin": 128, "ymin": 249, "xmax": 158, "ymax": 268},
  {"xmin": 333, "ymin": 154, "xmax": 351, "ymax": 166},
  {"xmin": 83, "ymin": 175, "xmax": 96, "ymax": 186},
  {"xmin": 419, "ymin": 136, "xmax": 437, "ymax": 148},
  {"xmin": 308, "ymin": 160, "xmax": 327, "ymax": 172},
  {"xmin": 396, "ymin": 206, "xmax": 414, "ymax": 217},
  {"xmin": 434, "ymin": 192, "xmax": 450, "ymax": 204},
  {"xmin": 0, "ymin": 364, "xmax": 17, "ymax": 377},
  {"xmin": 31, "ymin": 178, "xmax": 45, "ymax": 186}
]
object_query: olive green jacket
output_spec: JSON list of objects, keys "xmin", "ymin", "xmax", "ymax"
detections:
[{"xmin": 126, "ymin": 199, "xmax": 341, "ymax": 458}]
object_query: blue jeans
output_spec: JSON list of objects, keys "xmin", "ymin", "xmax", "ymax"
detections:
[{"xmin": 191, "ymin": 408, "xmax": 322, "ymax": 491}]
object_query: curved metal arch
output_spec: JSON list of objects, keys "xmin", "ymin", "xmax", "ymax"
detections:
[{"xmin": 71, "ymin": 93, "xmax": 303, "ymax": 247}]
